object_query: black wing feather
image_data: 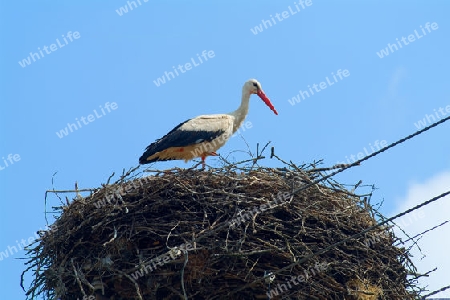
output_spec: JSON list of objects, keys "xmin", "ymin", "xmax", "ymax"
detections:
[{"xmin": 139, "ymin": 119, "xmax": 225, "ymax": 164}]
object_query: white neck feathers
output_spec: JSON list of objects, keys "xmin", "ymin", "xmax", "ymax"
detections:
[{"xmin": 229, "ymin": 91, "xmax": 251, "ymax": 133}]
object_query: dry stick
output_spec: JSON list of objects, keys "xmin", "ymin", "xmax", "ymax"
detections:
[
  {"xmin": 120, "ymin": 165, "xmax": 141, "ymax": 182},
  {"xmin": 240, "ymin": 136, "xmax": 255, "ymax": 160},
  {"xmin": 214, "ymin": 142, "xmax": 269, "ymax": 169},
  {"xmin": 388, "ymin": 216, "xmax": 424, "ymax": 254},
  {"xmin": 45, "ymin": 187, "xmax": 96, "ymax": 224},
  {"xmin": 106, "ymin": 171, "xmax": 115, "ymax": 184},
  {"xmin": 45, "ymin": 171, "xmax": 61, "ymax": 225},
  {"xmin": 46, "ymin": 189, "xmax": 96, "ymax": 194},
  {"xmin": 219, "ymin": 155, "xmax": 266, "ymax": 169},
  {"xmin": 180, "ymin": 250, "xmax": 189, "ymax": 300},
  {"xmin": 115, "ymin": 269, "xmax": 144, "ymax": 300},
  {"xmin": 410, "ymin": 267, "xmax": 437, "ymax": 281},
  {"xmin": 397, "ymin": 220, "xmax": 450, "ymax": 245},
  {"xmin": 259, "ymin": 141, "xmax": 272, "ymax": 156},
  {"xmin": 230, "ymin": 190, "xmax": 450, "ymax": 295},
  {"xmin": 71, "ymin": 258, "xmax": 87, "ymax": 297}
]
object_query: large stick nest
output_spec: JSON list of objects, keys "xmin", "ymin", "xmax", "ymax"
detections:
[{"xmin": 22, "ymin": 160, "xmax": 420, "ymax": 300}]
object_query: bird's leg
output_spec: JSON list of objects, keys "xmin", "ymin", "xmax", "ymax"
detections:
[
  {"xmin": 189, "ymin": 155, "xmax": 207, "ymax": 170},
  {"xmin": 201, "ymin": 155, "xmax": 206, "ymax": 169}
]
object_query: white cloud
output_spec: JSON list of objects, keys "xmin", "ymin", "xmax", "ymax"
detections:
[
  {"xmin": 377, "ymin": 67, "xmax": 409, "ymax": 128},
  {"xmin": 392, "ymin": 171, "xmax": 450, "ymax": 298},
  {"xmin": 388, "ymin": 66, "xmax": 407, "ymax": 97}
]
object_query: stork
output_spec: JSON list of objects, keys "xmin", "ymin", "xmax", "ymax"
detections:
[{"xmin": 139, "ymin": 79, "xmax": 278, "ymax": 167}]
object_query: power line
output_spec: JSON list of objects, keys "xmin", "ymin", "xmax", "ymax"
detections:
[
  {"xmin": 290, "ymin": 114, "xmax": 450, "ymax": 196},
  {"xmin": 421, "ymin": 284, "xmax": 450, "ymax": 299}
]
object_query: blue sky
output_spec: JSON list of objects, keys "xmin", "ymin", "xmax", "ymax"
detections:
[{"xmin": 1, "ymin": 0, "xmax": 449, "ymax": 298}]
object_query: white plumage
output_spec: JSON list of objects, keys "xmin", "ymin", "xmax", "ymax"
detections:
[{"xmin": 139, "ymin": 79, "xmax": 278, "ymax": 167}]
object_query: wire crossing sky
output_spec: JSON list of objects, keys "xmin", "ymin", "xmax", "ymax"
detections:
[{"xmin": 1, "ymin": 1, "xmax": 450, "ymax": 298}]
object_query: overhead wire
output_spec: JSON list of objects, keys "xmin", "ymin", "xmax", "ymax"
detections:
[{"xmin": 229, "ymin": 114, "xmax": 450, "ymax": 296}]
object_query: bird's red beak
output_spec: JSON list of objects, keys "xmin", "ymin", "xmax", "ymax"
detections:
[{"xmin": 257, "ymin": 90, "xmax": 278, "ymax": 115}]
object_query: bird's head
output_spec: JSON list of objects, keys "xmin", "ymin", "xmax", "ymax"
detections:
[{"xmin": 244, "ymin": 79, "xmax": 278, "ymax": 115}]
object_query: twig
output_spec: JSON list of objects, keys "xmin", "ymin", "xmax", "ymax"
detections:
[
  {"xmin": 180, "ymin": 250, "xmax": 189, "ymax": 300},
  {"xmin": 398, "ymin": 220, "xmax": 450, "ymax": 245},
  {"xmin": 71, "ymin": 258, "xmax": 87, "ymax": 297},
  {"xmin": 45, "ymin": 189, "xmax": 96, "ymax": 194},
  {"xmin": 116, "ymin": 269, "xmax": 143, "ymax": 300}
]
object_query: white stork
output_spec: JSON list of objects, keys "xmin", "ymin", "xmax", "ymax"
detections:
[{"xmin": 139, "ymin": 79, "xmax": 278, "ymax": 167}]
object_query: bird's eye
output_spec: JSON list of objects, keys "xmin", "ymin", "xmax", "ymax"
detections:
[{"xmin": 253, "ymin": 82, "xmax": 258, "ymax": 87}]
